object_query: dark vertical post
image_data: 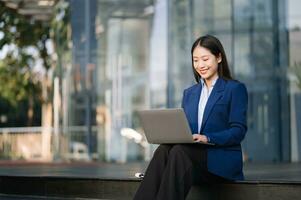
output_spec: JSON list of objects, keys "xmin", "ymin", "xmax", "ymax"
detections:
[
  {"xmin": 85, "ymin": 0, "xmax": 92, "ymax": 159},
  {"xmin": 166, "ymin": 0, "xmax": 174, "ymax": 108},
  {"xmin": 272, "ymin": 0, "xmax": 290, "ymax": 162},
  {"xmin": 231, "ymin": 0, "xmax": 235, "ymax": 72}
]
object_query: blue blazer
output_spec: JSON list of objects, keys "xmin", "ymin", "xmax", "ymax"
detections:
[{"xmin": 181, "ymin": 77, "xmax": 248, "ymax": 180}]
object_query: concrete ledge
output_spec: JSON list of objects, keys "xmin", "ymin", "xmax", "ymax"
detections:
[
  {"xmin": 1, "ymin": 176, "xmax": 301, "ymax": 200},
  {"xmin": 187, "ymin": 182, "xmax": 301, "ymax": 200}
]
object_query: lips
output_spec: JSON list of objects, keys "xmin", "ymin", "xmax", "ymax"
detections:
[{"xmin": 199, "ymin": 68, "xmax": 209, "ymax": 75}]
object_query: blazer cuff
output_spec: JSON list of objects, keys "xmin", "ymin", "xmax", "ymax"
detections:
[{"xmin": 206, "ymin": 136, "xmax": 210, "ymax": 142}]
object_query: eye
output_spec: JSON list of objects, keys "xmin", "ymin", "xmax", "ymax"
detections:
[{"xmin": 193, "ymin": 60, "xmax": 198, "ymax": 62}]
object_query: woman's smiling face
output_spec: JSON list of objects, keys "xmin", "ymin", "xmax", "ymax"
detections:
[{"xmin": 192, "ymin": 46, "xmax": 221, "ymax": 84}]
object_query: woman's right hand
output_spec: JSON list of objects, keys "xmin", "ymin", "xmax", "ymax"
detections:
[{"xmin": 192, "ymin": 134, "xmax": 208, "ymax": 143}]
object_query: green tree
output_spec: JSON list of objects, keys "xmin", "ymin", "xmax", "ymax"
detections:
[
  {"xmin": 0, "ymin": 1, "xmax": 71, "ymax": 127},
  {"xmin": 0, "ymin": 1, "xmax": 50, "ymax": 126}
]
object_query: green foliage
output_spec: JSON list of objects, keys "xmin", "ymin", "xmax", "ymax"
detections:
[
  {"xmin": 50, "ymin": 1, "xmax": 71, "ymax": 78},
  {"xmin": 51, "ymin": 1, "xmax": 70, "ymax": 52},
  {"xmin": 0, "ymin": 2, "xmax": 49, "ymax": 126},
  {"xmin": 0, "ymin": 1, "xmax": 71, "ymax": 126},
  {"xmin": 0, "ymin": 50, "xmax": 42, "ymax": 126},
  {"xmin": 292, "ymin": 62, "xmax": 301, "ymax": 90},
  {"xmin": 0, "ymin": 53, "xmax": 41, "ymax": 107},
  {"xmin": 0, "ymin": 2, "xmax": 51, "ymax": 69}
]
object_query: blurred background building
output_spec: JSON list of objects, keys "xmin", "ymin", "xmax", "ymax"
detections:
[{"xmin": 0, "ymin": 0, "xmax": 301, "ymax": 164}]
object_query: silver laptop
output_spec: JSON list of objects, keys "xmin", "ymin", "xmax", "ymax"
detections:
[{"xmin": 138, "ymin": 108, "xmax": 215, "ymax": 145}]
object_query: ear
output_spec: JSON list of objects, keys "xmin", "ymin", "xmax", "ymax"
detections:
[{"xmin": 217, "ymin": 53, "xmax": 222, "ymax": 63}]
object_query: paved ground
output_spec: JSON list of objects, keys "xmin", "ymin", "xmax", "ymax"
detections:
[{"xmin": 0, "ymin": 160, "xmax": 301, "ymax": 182}]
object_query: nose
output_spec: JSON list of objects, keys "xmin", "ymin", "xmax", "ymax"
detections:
[{"xmin": 195, "ymin": 61, "xmax": 206, "ymax": 70}]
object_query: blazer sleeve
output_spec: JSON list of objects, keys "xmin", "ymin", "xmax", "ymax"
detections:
[
  {"xmin": 204, "ymin": 83, "xmax": 248, "ymax": 146},
  {"xmin": 181, "ymin": 89, "xmax": 186, "ymax": 108}
]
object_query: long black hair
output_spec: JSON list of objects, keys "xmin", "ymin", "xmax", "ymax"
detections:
[{"xmin": 191, "ymin": 35, "xmax": 233, "ymax": 83}]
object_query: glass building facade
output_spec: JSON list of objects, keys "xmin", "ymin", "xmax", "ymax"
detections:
[{"xmin": 59, "ymin": 0, "xmax": 301, "ymax": 163}]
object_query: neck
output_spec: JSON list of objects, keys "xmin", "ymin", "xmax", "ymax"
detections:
[{"xmin": 204, "ymin": 74, "xmax": 218, "ymax": 88}]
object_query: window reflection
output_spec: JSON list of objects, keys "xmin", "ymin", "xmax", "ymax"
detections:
[{"xmin": 62, "ymin": 0, "xmax": 301, "ymax": 164}]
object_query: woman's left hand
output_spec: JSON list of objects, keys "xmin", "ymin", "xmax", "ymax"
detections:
[{"xmin": 192, "ymin": 134, "xmax": 208, "ymax": 143}]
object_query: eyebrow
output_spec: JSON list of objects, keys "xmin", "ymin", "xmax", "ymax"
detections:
[{"xmin": 193, "ymin": 55, "xmax": 209, "ymax": 59}]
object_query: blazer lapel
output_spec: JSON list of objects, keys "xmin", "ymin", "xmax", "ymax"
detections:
[
  {"xmin": 200, "ymin": 78, "xmax": 226, "ymax": 132},
  {"xmin": 189, "ymin": 83, "xmax": 202, "ymax": 133}
]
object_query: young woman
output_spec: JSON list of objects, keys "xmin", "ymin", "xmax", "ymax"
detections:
[{"xmin": 133, "ymin": 35, "xmax": 248, "ymax": 200}]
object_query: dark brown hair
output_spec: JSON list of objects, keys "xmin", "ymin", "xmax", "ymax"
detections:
[{"xmin": 191, "ymin": 35, "xmax": 233, "ymax": 83}]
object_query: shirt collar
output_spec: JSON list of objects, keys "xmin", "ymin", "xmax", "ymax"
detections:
[{"xmin": 200, "ymin": 76, "xmax": 219, "ymax": 88}]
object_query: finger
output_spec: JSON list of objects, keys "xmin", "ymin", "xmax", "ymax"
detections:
[
  {"xmin": 192, "ymin": 134, "xmax": 198, "ymax": 140},
  {"xmin": 198, "ymin": 137, "xmax": 207, "ymax": 143}
]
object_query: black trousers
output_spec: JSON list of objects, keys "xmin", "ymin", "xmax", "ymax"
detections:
[{"xmin": 133, "ymin": 144, "xmax": 227, "ymax": 200}]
